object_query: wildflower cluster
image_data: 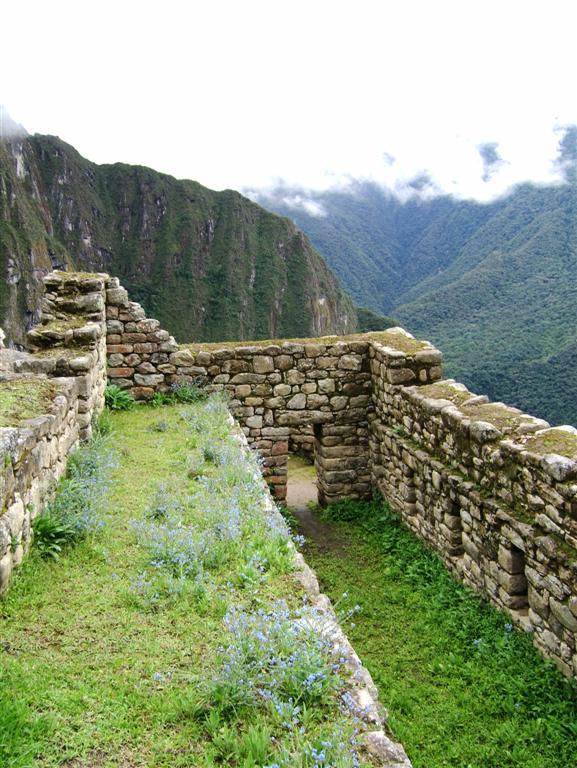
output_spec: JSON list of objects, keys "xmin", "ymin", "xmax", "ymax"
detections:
[
  {"xmin": 199, "ymin": 601, "xmax": 363, "ymax": 767},
  {"xmin": 210, "ymin": 602, "xmax": 342, "ymax": 710},
  {"xmin": 130, "ymin": 395, "xmax": 292, "ymax": 610},
  {"xmin": 128, "ymin": 394, "xmax": 368, "ymax": 765}
]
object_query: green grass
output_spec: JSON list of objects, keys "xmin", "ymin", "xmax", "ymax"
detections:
[
  {"xmin": 0, "ymin": 379, "xmax": 56, "ymax": 427},
  {"xmin": 302, "ymin": 498, "xmax": 577, "ymax": 768},
  {"xmin": 0, "ymin": 405, "xmax": 367, "ymax": 767}
]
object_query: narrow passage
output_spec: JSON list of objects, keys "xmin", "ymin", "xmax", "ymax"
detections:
[{"xmin": 286, "ymin": 455, "xmax": 346, "ymax": 553}]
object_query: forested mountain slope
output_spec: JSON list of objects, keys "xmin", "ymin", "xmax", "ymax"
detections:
[
  {"xmin": 257, "ymin": 178, "xmax": 577, "ymax": 426},
  {"xmin": 0, "ymin": 135, "xmax": 356, "ymax": 346}
]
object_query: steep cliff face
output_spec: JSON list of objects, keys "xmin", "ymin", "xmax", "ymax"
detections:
[
  {"xmin": 0, "ymin": 138, "xmax": 73, "ymax": 342},
  {"xmin": 0, "ymin": 135, "xmax": 356, "ymax": 345}
]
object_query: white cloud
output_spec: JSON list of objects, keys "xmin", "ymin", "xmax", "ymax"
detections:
[{"xmin": 1, "ymin": 0, "xmax": 576, "ymax": 201}]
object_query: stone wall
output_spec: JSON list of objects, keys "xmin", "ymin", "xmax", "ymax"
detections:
[
  {"xmin": 93, "ymin": 272, "xmax": 577, "ymax": 678},
  {"xmin": 0, "ymin": 375, "xmax": 80, "ymax": 591},
  {"xmin": 2, "ymin": 270, "xmax": 576, "ymax": 680},
  {"xmin": 368, "ymin": 349, "xmax": 577, "ymax": 679},
  {"xmin": 14, "ymin": 271, "xmax": 108, "ymax": 440},
  {"xmin": 0, "ymin": 271, "xmax": 108, "ymax": 592}
]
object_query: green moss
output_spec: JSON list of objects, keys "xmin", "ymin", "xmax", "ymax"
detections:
[
  {"xmin": 523, "ymin": 429, "xmax": 577, "ymax": 459},
  {"xmin": 461, "ymin": 402, "xmax": 528, "ymax": 433},
  {"xmin": 0, "ymin": 379, "xmax": 56, "ymax": 427},
  {"xmin": 184, "ymin": 329, "xmax": 430, "ymax": 354},
  {"xmin": 31, "ymin": 344, "xmax": 90, "ymax": 360},
  {"xmin": 417, "ymin": 382, "xmax": 471, "ymax": 406},
  {"xmin": 52, "ymin": 270, "xmax": 104, "ymax": 281},
  {"xmin": 39, "ymin": 316, "xmax": 86, "ymax": 333},
  {"xmin": 375, "ymin": 329, "xmax": 429, "ymax": 354}
]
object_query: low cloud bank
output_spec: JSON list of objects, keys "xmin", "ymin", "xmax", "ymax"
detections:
[
  {"xmin": 0, "ymin": 106, "xmax": 28, "ymax": 140},
  {"xmin": 247, "ymin": 125, "xmax": 576, "ymax": 210}
]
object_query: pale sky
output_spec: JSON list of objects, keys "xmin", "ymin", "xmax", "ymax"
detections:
[{"xmin": 2, "ymin": 0, "xmax": 576, "ymax": 201}]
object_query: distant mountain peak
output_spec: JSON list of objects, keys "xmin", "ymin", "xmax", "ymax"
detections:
[{"xmin": 0, "ymin": 106, "xmax": 28, "ymax": 140}]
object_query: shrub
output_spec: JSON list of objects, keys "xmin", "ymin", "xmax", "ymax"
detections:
[
  {"xmin": 170, "ymin": 381, "xmax": 207, "ymax": 403},
  {"xmin": 32, "ymin": 510, "xmax": 77, "ymax": 559},
  {"xmin": 150, "ymin": 392, "xmax": 172, "ymax": 408},
  {"xmin": 104, "ymin": 384, "xmax": 135, "ymax": 411}
]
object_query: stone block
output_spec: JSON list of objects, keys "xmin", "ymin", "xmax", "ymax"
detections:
[
  {"xmin": 136, "ymin": 362, "xmax": 156, "ymax": 374},
  {"xmin": 107, "ymin": 344, "xmax": 134, "ymax": 354},
  {"xmin": 275, "ymin": 354, "xmax": 293, "ymax": 371},
  {"xmin": 147, "ymin": 330, "xmax": 170, "ymax": 343},
  {"xmin": 286, "ymin": 369, "xmax": 306, "ymax": 385},
  {"xmin": 106, "ymin": 287, "xmax": 129, "ymax": 306},
  {"xmin": 108, "ymin": 367, "xmax": 135, "ymax": 378},
  {"xmin": 387, "ymin": 368, "xmax": 416, "ymax": 384},
  {"xmin": 318, "ymin": 378, "xmax": 336, "ymax": 394},
  {"xmin": 134, "ymin": 343, "xmax": 155, "ymax": 353},
  {"xmin": 253, "ymin": 355, "xmax": 274, "ymax": 374},
  {"xmin": 106, "ymin": 320, "xmax": 124, "ymax": 335},
  {"xmin": 307, "ymin": 394, "xmax": 328, "ymax": 409},
  {"xmin": 338, "ymin": 354, "xmax": 362, "ymax": 371},
  {"xmin": 316, "ymin": 356, "xmax": 339, "ymax": 369},
  {"xmin": 134, "ymin": 373, "xmax": 164, "ymax": 386},
  {"xmin": 230, "ymin": 373, "xmax": 266, "ymax": 385},
  {"xmin": 304, "ymin": 344, "xmax": 326, "ymax": 358},
  {"xmin": 136, "ymin": 319, "xmax": 160, "ymax": 333},
  {"xmin": 170, "ymin": 349, "xmax": 195, "ymax": 367},
  {"xmin": 0, "ymin": 553, "xmax": 13, "ymax": 592},
  {"xmin": 550, "ymin": 598, "xmax": 577, "ymax": 632},
  {"xmin": 287, "ymin": 393, "xmax": 306, "ymax": 410}
]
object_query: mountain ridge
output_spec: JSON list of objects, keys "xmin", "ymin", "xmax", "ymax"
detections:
[
  {"xmin": 255, "ymin": 177, "xmax": 577, "ymax": 426},
  {"xmin": 0, "ymin": 133, "xmax": 357, "ymax": 346}
]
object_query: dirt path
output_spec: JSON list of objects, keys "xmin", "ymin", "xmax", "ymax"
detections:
[{"xmin": 286, "ymin": 455, "xmax": 347, "ymax": 554}]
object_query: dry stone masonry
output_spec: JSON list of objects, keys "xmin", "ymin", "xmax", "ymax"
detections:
[
  {"xmin": 1, "ymin": 270, "xmax": 577, "ymax": 684},
  {"xmin": 0, "ymin": 271, "xmax": 109, "ymax": 592}
]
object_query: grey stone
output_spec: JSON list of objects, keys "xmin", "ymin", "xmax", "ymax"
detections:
[
  {"xmin": 287, "ymin": 393, "xmax": 306, "ymax": 410},
  {"xmin": 134, "ymin": 373, "xmax": 164, "ymax": 386},
  {"xmin": 252, "ymin": 355, "xmax": 274, "ymax": 374}
]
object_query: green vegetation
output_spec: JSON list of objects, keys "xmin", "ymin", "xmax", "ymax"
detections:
[
  {"xmin": 301, "ymin": 498, "xmax": 577, "ymax": 768},
  {"xmin": 32, "ymin": 429, "xmax": 114, "ymax": 559},
  {"xmin": 523, "ymin": 428, "xmax": 577, "ymax": 458},
  {"xmin": 104, "ymin": 384, "xmax": 136, "ymax": 411},
  {"xmin": 260, "ymin": 177, "xmax": 577, "ymax": 427},
  {"xmin": 356, "ymin": 306, "xmax": 395, "ymax": 332},
  {"xmin": 0, "ymin": 403, "xmax": 368, "ymax": 767},
  {"xmin": 150, "ymin": 383, "xmax": 207, "ymax": 407},
  {"xmin": 0, "ymin": 379, "xmax": 56, "ymax": 427},
  {"xmin": 376, "ymin": 329, "xmax": 428, "ymax": 354},
  {"xmin": 0, "ymin": 134, "xmax": 356, "ymax": 348},
  {"xmin": 184, "ymin": 329, "xmax": 427, "ymax": 354},
  {"xmin": 460, "ymin": 402, "xmax": 529, "ymax": 433},
  {"xmin": 415, "ymin": 382, "xmax": 472, "ymax": 406}
]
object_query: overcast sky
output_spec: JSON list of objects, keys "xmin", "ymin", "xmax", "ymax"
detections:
[{"xmin": 2, "ymin": 0, "xmax": 576, "ymax": 201}]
